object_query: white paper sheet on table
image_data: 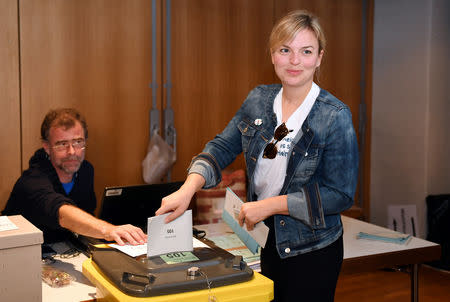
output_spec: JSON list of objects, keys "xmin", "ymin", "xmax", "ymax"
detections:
[
  {"xmin": 109, "ymin": 237, "xmax": 209, "ymax": 257},
  {"xmin": 0, "ymin": 216, "xmax": 18, "ymax": 232}
]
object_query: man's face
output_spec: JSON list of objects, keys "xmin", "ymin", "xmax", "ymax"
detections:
[{"xmin": 43, "ymin": 121, "xmax": 86, "ymax": 182}]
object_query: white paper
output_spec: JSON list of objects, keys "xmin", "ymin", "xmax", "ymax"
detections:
[
  {"xmin": 0, "ymin": 216, "xmax": 18, "ymax": 232},
  {"xmin": 109, "ymin": 237, "xmax": 210, "ymax": 258},
  {"xmin": 109, "ymin": 243, "xmax": 148, "ymax": 257},
  {"xmin": 193, "ymin": 237, "xmax": 210, "ymax": 249},
  {"xmin": 147, "ymin": 210, "xmax": 193, "ymax": 257},
  {"xmin": 224, "ymin": 189, "xmax": 269, "ymax": 248}
]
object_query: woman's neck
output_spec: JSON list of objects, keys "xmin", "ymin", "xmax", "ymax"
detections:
[{"xmin": 281, "ymin": 82, "xmax": 313, "ymax": 122}]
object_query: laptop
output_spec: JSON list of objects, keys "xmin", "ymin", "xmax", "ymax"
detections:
[
  {"xmin": 69, "ymin": 181, "xmax": 184, "ymax": 254},
  {"xmin": 98, "ymin": 181, "xmax": 184, "ymax": 231}
]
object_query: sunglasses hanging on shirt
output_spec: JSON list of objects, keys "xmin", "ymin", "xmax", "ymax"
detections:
[{"xmin": 263, "ymin": 122, "xmax": 293, "ymax": 159}]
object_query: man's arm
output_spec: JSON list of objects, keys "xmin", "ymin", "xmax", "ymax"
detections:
[{"xmin": 58, "ymin": 204, "xmax": 146, "ymax": 245}]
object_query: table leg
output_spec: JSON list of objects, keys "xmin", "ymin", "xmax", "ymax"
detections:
[{"xmin": 411, "ymin": 263, "xmax": 419, "ymax": 302}]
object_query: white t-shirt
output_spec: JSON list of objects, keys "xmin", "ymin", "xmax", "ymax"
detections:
[{"xmin": 253, "ymin": 83, "xmax": 320, "ymax": 200}]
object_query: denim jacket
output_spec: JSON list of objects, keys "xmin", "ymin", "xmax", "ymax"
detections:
[{"xmin": 189, "ymin": 84, "xmax": 359, "ymax": 258}]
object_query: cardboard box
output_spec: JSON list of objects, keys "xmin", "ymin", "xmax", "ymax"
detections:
[{"xmin": 0, "ymin": 215, "xmax": 43, "ymax": 302}]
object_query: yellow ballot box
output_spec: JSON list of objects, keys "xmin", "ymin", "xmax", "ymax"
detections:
[{"xmin": 83, "ymin": 257, "xmax": 273, "ymax": 302}]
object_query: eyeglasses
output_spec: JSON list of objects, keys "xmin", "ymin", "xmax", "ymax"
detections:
[
  {"xmin": 51, "ymin": 138, "xmax": 86, "ymax": 152},
  {"xmin": 263, "ymin": 122, "xmax": 293, "ymax": 159}
]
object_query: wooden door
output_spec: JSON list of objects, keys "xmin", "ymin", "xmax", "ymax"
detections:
[
  {"xmin": 167, "ymin": 0, "xmax": 276, "ymax": 180},
  {"xmin": 10, "ymin": 0, "xmax": 371, "ymax": 218},
  {"xmin": 0, "ymin": 0, "xmax": 21, "ymax": 211},
  {"xmin": 19, "ymin": 0, "xmax": 153, "ymax": 210}
]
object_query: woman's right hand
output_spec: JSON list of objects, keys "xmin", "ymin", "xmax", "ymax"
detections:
[
  {"xmin": 156, "ymin": 188, "xmax": 193, "ymax": 223},
  {"xmin": 155, "ymin": 173, "xmax": 206, "ymax": 223}
]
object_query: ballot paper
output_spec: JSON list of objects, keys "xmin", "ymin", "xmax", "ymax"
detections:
[
  {"xmin": 222, "ymin": 187, "xmax": 269, "ymax": 254},
  {"xmin": 147, "ymin": 210, "xmax": 193, "ymax": 257}
]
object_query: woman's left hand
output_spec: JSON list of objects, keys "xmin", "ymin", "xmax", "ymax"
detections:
[{"xmin": 238, "ymin": 196, "xmax": 289, "ymax": 231}]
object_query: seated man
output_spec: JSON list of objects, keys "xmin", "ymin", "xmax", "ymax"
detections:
[{"xmin": 2, "ymin": 108, "xmax": 146, "ymax": 245}]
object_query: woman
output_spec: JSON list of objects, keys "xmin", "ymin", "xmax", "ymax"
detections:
[{"xmin": 156, "ymin": 10, "xmax": 358, "ymax": 301}]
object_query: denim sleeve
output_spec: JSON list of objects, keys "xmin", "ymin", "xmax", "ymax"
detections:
[
  {"xmin": 186, "ymin": 113, "xmax": 244, "ymax": 190},
  {"xmin": 286, "ymin": 189, "xmax": 312, "ymax": 226},
  {"xmin": 317, "ymin": 106, "xmax": 359, "ymax": 215},
  {"xmin": 188, "ymin": 159, "xmax": 217, "ymax": 189},
  {"xmin": 287, "ymin": 106, "xmax": 358, "ymax": 229},
  {"xmin": 187, "ymin": 89, "xmax": 263, "ymax": 189}
]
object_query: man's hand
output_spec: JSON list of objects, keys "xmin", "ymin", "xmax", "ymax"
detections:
[
  {"xmin": 103, "ymin": 224, "xmax": 147, "ymax": 246},
  {"xmin": 59, "ymin": 204, "xmax": 147, "ymax": 246}
]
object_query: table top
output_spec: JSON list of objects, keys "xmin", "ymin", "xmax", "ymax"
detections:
[
  {"xmin": 340, "ymin": 215, "xmax": 440, "ymax": 273},
  {"xmin": 42, "ymin": 215, "xmax": 441, "ymax": 301},
  {"xmin": 196, "ymin": 216, "xmax": 441, "ymax": 274},
  {"xmin": 42, "ymin": 253, "xmax": 95, "ymax": 302}
]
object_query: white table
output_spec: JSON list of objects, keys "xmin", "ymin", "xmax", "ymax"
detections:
[
  {"xmin": 341, "ymin": 215, "xmax": 439, "ymax": 270},
  {"xmin": 340, "ymin": 216, "xmax": 440, "ymax": 302},
  {"xmin": 196, "ymin": 216, "xmax": 441, "ymax": 302},
  {"xmin": 42, "ymin": 216, "xmax": 440, "ymax": 302},
  {"xmin": 42, "ymin": 253, "xmax": 96, "ymax": 302}
]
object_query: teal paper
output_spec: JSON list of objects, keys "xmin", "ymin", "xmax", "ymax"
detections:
[
  {"xmin": 357, "ymin": 232, "xmax": 412, "ymax": 245},
  {"xmin": 222, "ymin": 209, "xmax": 260, "ymax": 254}
]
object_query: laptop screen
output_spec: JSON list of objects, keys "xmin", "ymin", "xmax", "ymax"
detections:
[{"xmin": 98, "ymin": 182, "xmax": 183, "ymax": 231}]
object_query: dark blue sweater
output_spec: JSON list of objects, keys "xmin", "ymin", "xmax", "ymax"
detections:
[{"xmin": 2, "ymin": 148, "xmax": 96, "ymax": 243}]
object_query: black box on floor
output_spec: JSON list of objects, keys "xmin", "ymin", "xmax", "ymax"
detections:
[{"xmin": 426, "ymin": 194, "xmax": 450, "ymax": 271}]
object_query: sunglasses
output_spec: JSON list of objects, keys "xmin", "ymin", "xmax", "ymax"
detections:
[{"xmin": 263, "ymin": 122, "xmax": 293, "ymax": 159}]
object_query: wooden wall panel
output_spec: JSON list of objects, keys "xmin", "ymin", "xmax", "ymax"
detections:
[
  {"xmin": 14, "ymin": 0, "xmax": 372, "ymax": 217},
  {"xmin": 168, "ymin": 0, "xmax": 276, "ymax": 180},
  {"xmin": 0, "ymin": 0, "xmax": 21, "ymax": 212},
  {"xmin": 275, "ymin": 0, "xmax": 363, "ymax": 133},
  {"xmin": 19, "ymin": 0, "xmax": 153, "ymax": 208},
  {"xmin": 168, "ymin": 0, "xmax": 371, "ymax": 217}
]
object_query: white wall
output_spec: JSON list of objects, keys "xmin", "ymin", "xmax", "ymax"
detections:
[
  {"xmin": 371, "ymin": 0, "xmax": 450, "ymax": 238},
  {"xmin": 427, "ymin": 0, "xmax": 450, "ymax": 194}
]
